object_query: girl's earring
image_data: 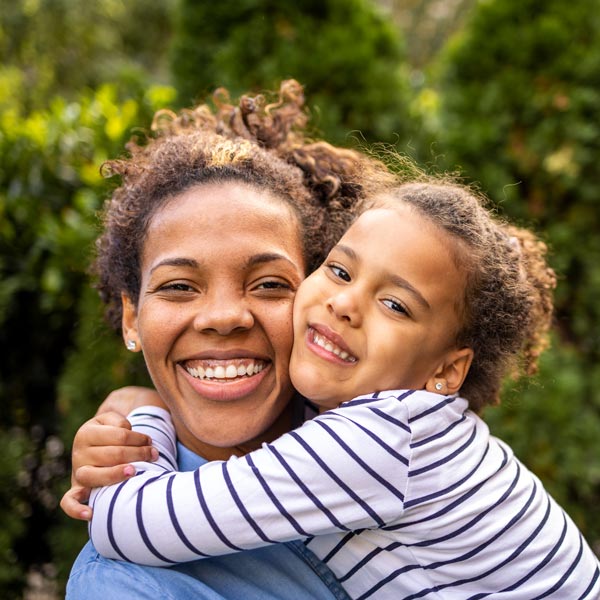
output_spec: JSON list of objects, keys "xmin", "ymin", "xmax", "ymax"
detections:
[
  {"xmin": 126, "ymin": 340, "xmax": 137, "ymax": 351},
  {"xmin": 435, "ymin": 382, "xmax": 444, "ymax": 391}
]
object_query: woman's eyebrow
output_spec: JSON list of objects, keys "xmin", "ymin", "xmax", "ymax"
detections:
[
  {"xmin": 245, "ymin": 253, "xmax": 297, "ymax": 269},
  {"xmin": 150, "ymin": 257, "xmax": 199, "ymax": 273}
]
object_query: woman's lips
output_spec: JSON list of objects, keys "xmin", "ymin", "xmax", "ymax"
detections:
[
  {"xmin": 179, "ymin": 359, "xmax": 271, "ymax": 401},
  {"xmin": 184, "ymin": 359, "xmax": 267, "ymax": 380}
]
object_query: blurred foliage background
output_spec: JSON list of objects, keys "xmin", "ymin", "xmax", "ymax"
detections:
[{"xmin": 1, "ymin": 0, "xmax": 599, "ymax": 597}]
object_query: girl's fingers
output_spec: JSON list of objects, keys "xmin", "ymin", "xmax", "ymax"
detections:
[
  {"xmin": 75, "ymin": 463, "xmax": 139, "ymax": 489},
  {"xmin": 74, "ymin": 412, "xmax": 150, "ymax": 448},
  {"xmin": 72, "ymin": 443, "xmax": 158, "ymax": 472},
  {"xmin": 98, "ymin": 386, "xmax": 166, "ymax": 415},
  {"xmin": 60, "ymin": 486, "xmax": 93, "ymax": 521}
]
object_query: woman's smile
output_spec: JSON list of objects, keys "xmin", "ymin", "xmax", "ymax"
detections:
[
  {"xmin": 179, "ymin": 358, "xmax": 271, "ymax": 402},
  {"xmin": 123, "ymin": 181, "xmax": 307, "ymax": 453},
  {"xmin": 184, "ymin": 359, "xmax": 268, "ymax": 381}
]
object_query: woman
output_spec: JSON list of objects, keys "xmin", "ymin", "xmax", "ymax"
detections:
[{"xmin": 63, "ymin": 80, "xmax": 396, "ymax": 599}]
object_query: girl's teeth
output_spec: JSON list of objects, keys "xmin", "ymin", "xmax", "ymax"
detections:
[{"xmin": 313, "ymin": 331, "xmax": 356, "ymax": 362}]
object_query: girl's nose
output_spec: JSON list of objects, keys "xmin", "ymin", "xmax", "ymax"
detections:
[
  {"xmin": 192, "ymin": 288, "xmax": 254, "ymax": 335},
  {"xmin": 326, "ymin": 289, "xmax": 362, "ymax": 326}
]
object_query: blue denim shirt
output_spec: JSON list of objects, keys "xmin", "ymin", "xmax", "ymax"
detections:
[{"xmin": 66, "ymin": 443, "xmax": 350, "ymax": 600}]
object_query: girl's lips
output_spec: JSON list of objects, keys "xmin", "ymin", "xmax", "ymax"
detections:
[
  {"xmin": 179, "ymin": 362, "xmax": 271, "ymax": 402},
  {"xmin": 306, "ymin": 325, "xmax": 357, "ymax": 364}
]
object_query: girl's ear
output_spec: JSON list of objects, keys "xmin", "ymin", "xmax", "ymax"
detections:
[
  {"xmin": 426, "ymin": 347, "xmax": 474, "ymax": 395},
  {"xmin": 121, "ymin": 293, "xmax": 141, "ymax": 353}
]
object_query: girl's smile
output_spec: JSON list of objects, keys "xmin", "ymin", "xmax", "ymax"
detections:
[
  {"xmin": 305, "ymin": 324, "xmax": 358, "ymax": 364},
  {"xmin": 290, "ymin": 206, "xmax": 472, "ymax": 410}
]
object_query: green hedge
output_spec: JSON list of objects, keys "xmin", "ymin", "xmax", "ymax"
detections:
[
  {"xmin": 1, "ymin": 2, "xmax": 600, "ymax": 597},
  {"xmin": 432, "ymin": 0, "xmax": 600, "ymax": 553},
  {"xmin": 171, "ymin": 0, "xmax": 413, "ymax": 145},
  {"xmin": 0, "ymin": 76, "xmax": 172, "ymax": 596}
]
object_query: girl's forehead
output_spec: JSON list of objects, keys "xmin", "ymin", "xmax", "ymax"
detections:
[{"xmin": 348, "ymin": 205, "xmax": 424, "ymax": 235}]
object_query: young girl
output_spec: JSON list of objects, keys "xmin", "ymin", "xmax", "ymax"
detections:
[{"xmin": 84, "ymin": 181, "xmax": 600, "ymax": 598}]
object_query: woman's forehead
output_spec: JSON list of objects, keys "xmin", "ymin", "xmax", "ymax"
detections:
[
  {"xmin": 156, "ymin": 181, "xmax": 299, "ymax": 226},
  {"xmin": 143, "ymin": 182, "xmax": 305, "ymax": 271}
]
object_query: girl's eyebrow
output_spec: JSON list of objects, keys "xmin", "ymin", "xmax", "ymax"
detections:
[
  {"xmin": 388, "ymin": 273, "xmax": 430, "ymax": 310},
  {"xmin": 334, "ymin": 243, "xmax": 359, "ymax": 263},
  {"xmin": 335, "ymin": 243, "xmax": 430, "ymax": 310}
]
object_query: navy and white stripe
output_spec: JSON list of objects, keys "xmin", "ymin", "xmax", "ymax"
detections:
[{"xmin": 89, "ymin": 391, "xmax": 600, "ymax": 599}]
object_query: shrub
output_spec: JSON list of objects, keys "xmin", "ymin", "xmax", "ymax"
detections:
[
  {"xmin": 435, "ymin": 0, "xmax": 600, "ymax": 552},
  {"xmin": 0, "ymin": 76, "xmax": 173, "ymax": 596},
  {"xmin": 170, "ymin": 0, "xmax": 414, "ymax": 146}
]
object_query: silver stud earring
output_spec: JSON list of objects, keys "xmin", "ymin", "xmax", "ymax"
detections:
[
  {"xmin": 126, "ymin": 340, "xmax": 136, "ymax": 351},
  {"xmin": 435, "ymin": 382, "xmax": 443, "ymax": 391}
]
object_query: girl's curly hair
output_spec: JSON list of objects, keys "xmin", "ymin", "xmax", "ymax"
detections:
[{"xmin": 375, "ymin": 181, "xmax": 557, "ymax": 412}]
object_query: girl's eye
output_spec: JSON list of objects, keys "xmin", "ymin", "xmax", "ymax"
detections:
[
  {"xmin": 329, "ymin": 264, "xmax": 351, "ymax": 282},
  {"xmin": 383, "ymin": 298, "xmax": 409, "ymax": 316}
]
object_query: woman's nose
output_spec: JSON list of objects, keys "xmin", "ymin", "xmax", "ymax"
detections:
[
  {"xmin": 327, "ymin": 289, "xmax": 362, "ymax": 326},
  {"xmin": 192, "ymin": 288, "xmax": 254, "ymax": 335}
]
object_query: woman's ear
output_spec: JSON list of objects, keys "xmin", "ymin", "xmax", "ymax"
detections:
[
  {"xmin": 121, "ymin": 293, "xmax": 141, "ymax": 353},
  {"xmin": 426, "ymin": 347, "xmax": 474, "ymax": 395}
]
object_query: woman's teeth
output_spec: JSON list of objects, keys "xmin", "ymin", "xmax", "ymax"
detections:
[
  {"xmin": 186, "ymin": 362, "xmax": 265, "ymax": 380},
  {"xmin": 312, "ymin": 331, "xmax": 356, "ymax": 363}
]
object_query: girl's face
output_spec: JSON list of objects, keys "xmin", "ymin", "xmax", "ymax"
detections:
[
  {"xmin": 122, "ymin": 182, "xmax": 306, "ymax": 458},
  {"xmin": 290, "ymin": 206, "xmax": 472, "ymax": 409}
]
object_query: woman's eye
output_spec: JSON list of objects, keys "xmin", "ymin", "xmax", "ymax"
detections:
[
  {"xmin": 159, "ymin": 282, "xmax": 194, "ymax": 293},
  {"xmin": 383, "ymin": 298, "xmax": 409, "ymax": 315},
  {"xmin": 329, "ymin": 265, "xmax": 351, "ymax": 282},
  {"xmin": 255, "ymin": 280, "xmax": 291, "ymax": 290}
]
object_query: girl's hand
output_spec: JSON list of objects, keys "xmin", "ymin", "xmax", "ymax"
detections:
[
  {"xmin": 96, "ymin": 385, "xmax": 166, "ymax": 416},
  {"xmin": 60, "ymin": 409, "xmax": 159, "ymax": 521}
]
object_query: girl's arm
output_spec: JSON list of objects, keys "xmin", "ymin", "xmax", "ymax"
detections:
[
  {"xmin": 60, "ymin": 386, "xmax": 165, "ymax": 520},
  {"xmin": 89, "ymin": 392, "xmax": 413, "ymax": 566}
]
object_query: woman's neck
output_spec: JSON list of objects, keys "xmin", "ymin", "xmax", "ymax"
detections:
[{"xmin": 178, "ymin": 400, "xmax": 295, "ymax": 462}]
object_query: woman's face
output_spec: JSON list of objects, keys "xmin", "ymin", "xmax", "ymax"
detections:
[{"xmin": 122, "ymin": 181, "xmax": 306, "ymax": 458}]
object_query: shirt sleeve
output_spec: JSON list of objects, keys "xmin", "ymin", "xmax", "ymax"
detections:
[
  {"xmin": 126, "ymin": 406, "xmax": 180, "ymax": 472},
  {"xmin": 89, "ymin": 394, "xmax": 412, "ymax": 566}
]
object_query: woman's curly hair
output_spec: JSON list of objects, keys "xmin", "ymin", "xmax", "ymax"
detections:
[
  {"xmin": 94, "ymin": 80, "xmax": 395, "ymax": 331},
  {"xmin": 375, "ymin": 181, "xmax": 557, "ymax": 412}
]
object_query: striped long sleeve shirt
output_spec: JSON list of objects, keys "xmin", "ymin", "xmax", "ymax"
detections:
[{"xmin": 89, "ymin": 389, "xmax": 600, "ymax": 599}]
